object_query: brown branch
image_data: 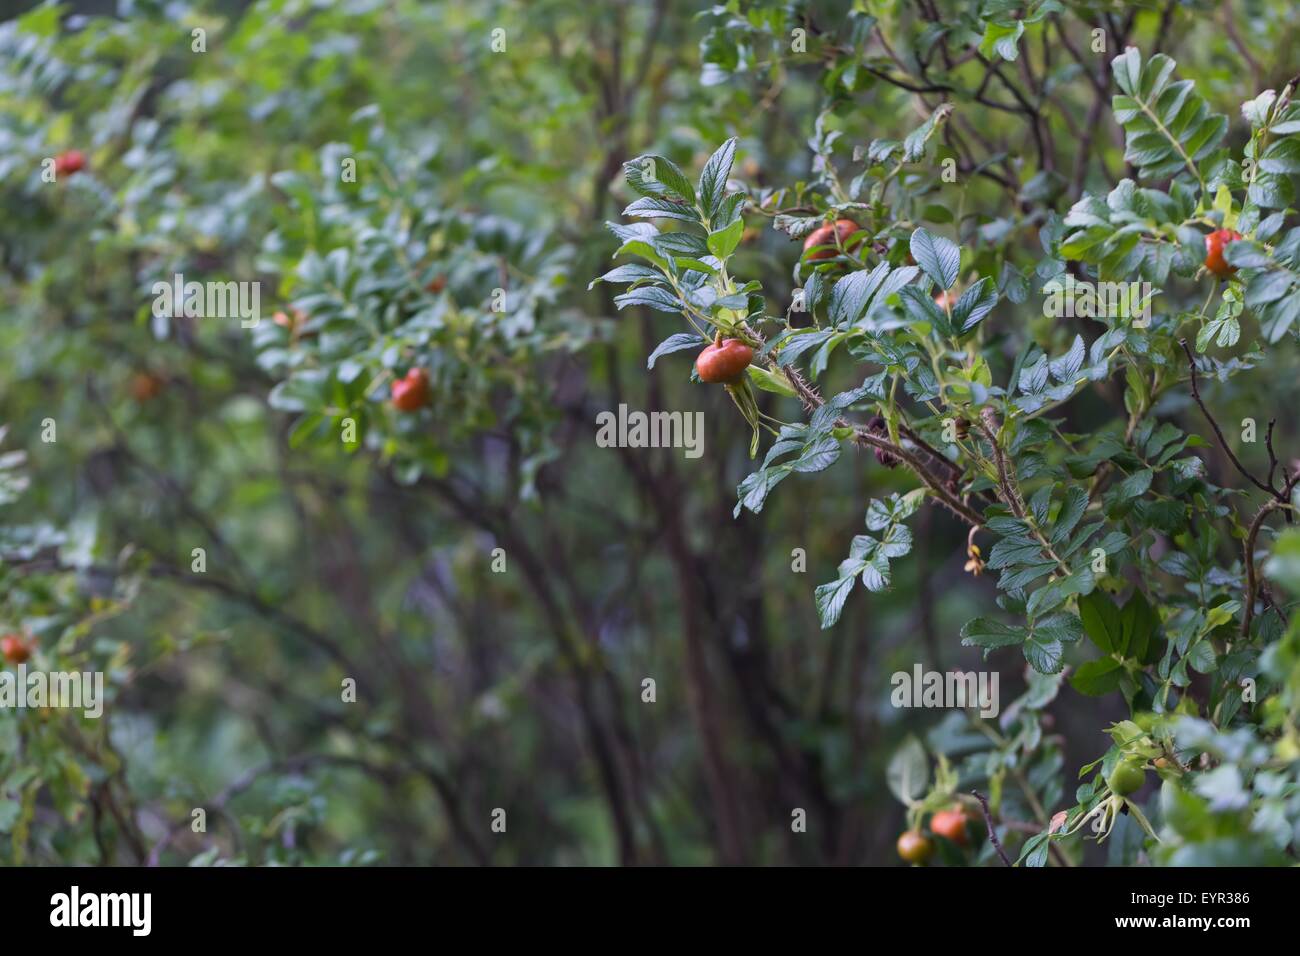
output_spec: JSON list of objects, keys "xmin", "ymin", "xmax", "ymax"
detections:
[
  {"xmin": 1242, "ymin": 499, "xmax": 1283, "ymax": 638},
  {"xmin": 1151, "ymin": 1, "xmax": 1178, "ymax": 55},
  {"xmin": 861, "ymin": 65, "xmax": 954, "ymax": 94},
  {"xmin": 1180, "ymin": 340, "xmax": 1276, "ymax": 496},
  {"xmin": 1266, "ymin": 418, "xmax": 1281, "ymax": 493},
  {"xmin": 977, "ymin": 407, "xmax": 1028, "ymax": 519},
  {"xmin": 747, "ymin": 326, "xmax": 984, "ymax": 527},
  {"xmin": 417, "ymin": 471, "xmax": 645, "ymax": 865},
  {"xmin": 899, "ymin": 423, "xmax": 962, "ymax": 478},
  {"xmin": 1221, "ymin": 1, "xmax": 1263, "ymax": 89},
  {"xmin": 972, "ymin": 789, "xmax": 1013, "ymax": 867}
]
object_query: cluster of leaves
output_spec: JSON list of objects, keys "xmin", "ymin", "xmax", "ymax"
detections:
[
  {"xmin": 608, "ymin": 33, "xmax": 1300, "ymax": 866},
  {"xmin": 254, "ymin": 110, "xmax": 582, "ymax": 490}
]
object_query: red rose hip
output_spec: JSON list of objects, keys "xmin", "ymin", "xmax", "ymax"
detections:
[
  {"xmin": 1, "ymin": 634, "xmax": 31, "ymax": 664},
  {"xmin": 802, "ymin": 219, "xmax": 860, "ymax": 260},
  {"xmin": 930, "ymin": 807, "xmax": 970, "ymax": 845},
  {"xmin": 696, "ymin": 338, "xmax": 754, "ymax": 384},
  {"xmin": 391, "ymin": 367, "xmax": 430, "ymax": 412},
  {"xmin": 1204, "ymin": 228, "xmax": 1242, "ymax": 278},
  {"xmin": 54, "ymin": 150, "xmax": 86, "ymax": 177}
]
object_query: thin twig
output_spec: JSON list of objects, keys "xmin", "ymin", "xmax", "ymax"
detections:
[
  {"xmin": 1242, "ymin": 499, "xmax": 1283, "ymax": 638},
  {"xmin": 1265, "ymin": 418, "xmax": 1280, "ymax": 493},
  {"xmin": 1180, "ymin": 340, "xmax": 1275, "ymax": 496},
  {"xmin": 972, "ymin": 789, "xmax": 1013, "ymax": 867}
]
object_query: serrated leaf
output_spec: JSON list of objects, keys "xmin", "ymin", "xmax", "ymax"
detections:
[
  {"xmin": 588, "ymin": 264, "xmax": 662, "ymax": 290},
  {"xmin": 961, "ymin": 617, "xmax": 1028, "ymax": 650},
  {"xmin": 909, "ymin": 228, "xmax": 960, "ymax": 290},
  {"xmin": 951, "ymin": 277, "xmax": 998, "ymax": 333},
  {"xmin": 815, "ymin": 573, "xmax": 857, "ymax": 629},
  {"xmin": 698, "ymin": 138, "xmax": 738, "ymax": 223},
  {"xmin": 646, "ymin": 332, "xmax": 705, "ymax": 369},
  {"xmin": 614, "ymin": 286, "xmax": 683, "ymax": 314},
  {"xmin": 707, "ymin": 218, "xmax": 744, "ymax": 259}
]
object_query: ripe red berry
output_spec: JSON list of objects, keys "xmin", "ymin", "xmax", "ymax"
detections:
[
  {"xmin": 802, "ymin": 219, "xmax": 860, "ymax": 261},
  {"xmin": 897, "ymin": 830, "xmax": 933, "ymax": 863},
  {"xmin": 695, "ymin": 338, "xmax": 754, "ymax": 384},
  {"xmin": 391, "ymin": 367, "xmax": 430, "ymax": 412},
  {"xmin": 54, "ymin": 150, "xmax": 86, "ymax": 177},
  {"xmin": 930, "ymin": 807, "xmax": 970, "ymax": 846},
  {"xmin": 1204, "ymin": 228, "xmax": 1242, "ymax": 278},
  {"xmin": 1, "ymin": 634, "xmax": 32, "ymax": 664}
]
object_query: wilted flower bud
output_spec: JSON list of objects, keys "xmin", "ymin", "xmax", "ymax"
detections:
[{"xmin": 867, "ymin": 415, "xmax": 899, "ymax": 468}]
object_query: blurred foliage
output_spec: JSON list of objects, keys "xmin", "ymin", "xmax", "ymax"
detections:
[{"xmin": 2, "ymin": 0, "xmax": 1300, "ymax": 866}]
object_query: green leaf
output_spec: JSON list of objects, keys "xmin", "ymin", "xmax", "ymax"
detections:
[
  {"xmin": 614, "ymin": 286, "xmax": 683, "ymax": 314},
  {"xmin": 734, "ymin": 465, "xmax": 792, "ymax": 515},
  {"xmin": 646, "ymin": 333, "xmax": 705, "ymax": 369},
  {"xmin": 1023, "ymin": 629, "xmax": 1065, "ymax": 674},
  {"xmin": 623, "ymin": 197, "xmax": 699, "ymax": 224},
  {"xmin": 1026, "ymin": 613, "xmax": 1085, "ymax": 674},
  {"xmin": 1260, "ymin": 138, "xmax": 1300, "ymax": 175},
  {"xmin": 815, "ymin": 573, "xmax": 856, "ymax": 629},
  {"xmin": 588, "ymin": 264, "xmax": 661, "ymax": 290},
  {"xmin": 980, "ymin": 20, "xmax": 1024, "ymax": 61},
  {"xmin": 624, "ymin": 154, "xmax": 696, "ymax": 203},
  {"xmin": 829, "ymin": 261, "xmax": 890, "ymax": 326},
  {"xmin": 1108, "ymin": 48, "xmax": 1224, "ymax": 183},
  {"xmin": 909, "ymin": 228, "xmax": 960, "ymax": 290},
  {"xmin": 1264, "ymin": 528, "xmax": 1300, "ymax": 594},
  {"xmin": 706, "ymin": 218, "xmax": 744, "ymax": 259},
  {"xmin": 886, "ymin": 735, "xmax": 929, "ymax": 805},
  {"xmin": 746, "ymin": 365, "xmax": 798, "ymax": 397},
  {"xmin": 1018, "ymin": 832, "xmax": 1051, "ymax": 868},
  {"xmin": 1118, "ymin": 590, "xmax": 1158, "ymax": 661},
  {"xmin": 898, "ymin": 284, "xmax": 949, "ymax": 336},
  {"xmin": 901, "ymin": 103, "xmax": 952, "ymax": 162},
  {"xmin": 1078, "ymin": 590, "xmax": 1122, "ymax": 654},
  {"xmin": 1026, "ymin": 568, "xmax": 1094, "ymax": 618},
  {"xmin": 1115, "ymin": 468, "xmax": 1154, "ymax": 499},
  {"xmin": 1070, "ymin": 657, "xmax": 1125, "ymax": 696},
  {"xmin": 960, "ymin": 617, "xmax": 1028, "ymax": 650},
  {"xmin": 652, "ymin": 232, "xmax": 710, "ymax": 259},
  {"xmin": 773, "ymin": 328, "xmax": 835, "ymax": 367},
  {"xmin": 950, "ymin": 277, "xmax": 998, "ymax": 333},
  {"xmin": 698, "ymin": 137, "xmax": 738, "ymax": 223}
]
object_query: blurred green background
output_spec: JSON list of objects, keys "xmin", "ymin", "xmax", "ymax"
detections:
[{"xmin": 1, "ymin": 0, "xmax": 1297, "ymax": 865}]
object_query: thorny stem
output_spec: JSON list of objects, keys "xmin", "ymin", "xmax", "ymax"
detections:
[
  {"xmin": 743, "ymin": 321, "xmax": 984, "ymax": 527},
  {"xmin": 977, "ymin": 407, "xmax": 1072, "ymax": 576}
]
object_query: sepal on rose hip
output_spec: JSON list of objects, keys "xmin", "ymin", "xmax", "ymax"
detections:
[{"xmin": 867, "ymin": 415, "xmax": 899, "ymax": 468}]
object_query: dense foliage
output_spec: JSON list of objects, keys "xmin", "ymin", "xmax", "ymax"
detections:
[{"xmin": 3, "ymin": 0, "xmax": 1300, "ymax": 866}]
